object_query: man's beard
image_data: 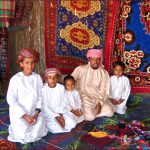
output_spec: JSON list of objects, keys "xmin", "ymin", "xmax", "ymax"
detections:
[{"xmin": 91, "ymin": 64, "xmax": 99, "ymax": 70}]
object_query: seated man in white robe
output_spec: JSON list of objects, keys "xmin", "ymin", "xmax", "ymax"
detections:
[
  {"xmin": 7, "ymin": 48, "xmax": 48, "ymax": 144},
  {"xmin": 72, "ymin": 49, "xmax": 114, "ymax": 121},
  {"xmin": 42, "ymin": 68, "xmax": 76, "ymax": 133}
]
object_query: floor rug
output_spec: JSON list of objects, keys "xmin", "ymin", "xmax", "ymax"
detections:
[{"xmin": 0, "ymin": 94, "xmax": 150, "ymax": 149}]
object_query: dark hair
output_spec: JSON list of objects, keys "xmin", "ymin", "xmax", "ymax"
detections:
[
  {"xmin": 64, "ymin": 75, "xmax": 75, "ymax": 84},
  {"xmin": 113, "ymin": 61, "xmax": 126, "ymax": 70}
]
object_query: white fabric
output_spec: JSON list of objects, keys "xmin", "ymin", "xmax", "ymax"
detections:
[
  {"xmin": 42, "ymin": 83, "xmax": 76, "ymax": 133},
  {"xmin": 63, "ymin": 90, "xmax": 84, "ymax": 123},
  {"xmin": 7, "ymin": 72, "xmax": 48, "ymax": 144},
  {"xmin": 110, "ymin": 75, "xmax": 131, "ymax": 114}
]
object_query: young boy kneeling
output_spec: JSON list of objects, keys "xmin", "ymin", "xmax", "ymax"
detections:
[
  {"xmin": 109, "ymin": 61, "xmax": 131, "ymax": 114},
  {"xmin": 7, "ymin": 48, "xmax": 47, "ymax": 144},
  {"xmin": 42, "ymin": 68, "xmax": 76, "ymax": 133}
]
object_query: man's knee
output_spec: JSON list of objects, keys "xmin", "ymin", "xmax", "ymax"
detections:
[
  {"xmin": 98, "ymin": 104, "xmax": 114, "ymax": 117},
  {"xmin": 106, "ymin": 110, "xmax": 114, "ymax": 117},
  {"xmin": 84, "ymin": 113, "xmax": 95, "ymax": 121}
]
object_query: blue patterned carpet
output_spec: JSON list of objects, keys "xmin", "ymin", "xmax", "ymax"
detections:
[{"xmin": 0, "ymin": 94, "xmax": 150, "ymax": 149}]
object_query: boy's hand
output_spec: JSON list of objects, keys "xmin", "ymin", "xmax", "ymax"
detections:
[
  {"xmin": 32, "ymin": 112, "xmax": 39, "ymax": 125},
  {"xmin": 22, "ymin": 114, "xmax": 35, "ymax": 125},
  {"xmin": 71, "ymin": 109, "xmax": 83, "ymax": 117},
  {"xmin": 76, "ymin": 109, "xmax": 83, "ymax": 117},
  {"xmin": 117, "ymin": 99, "xmax": 124, "ymax": 104},
  {"xmin": 110, "ymin": 99, "xmax": 118, "ymax": 105},
  {"xmin": 55, "ymin": 114, "xmax": 65, "ymax": 128}
]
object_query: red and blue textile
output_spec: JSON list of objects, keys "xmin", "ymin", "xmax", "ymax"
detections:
[
  {"xmin": 106, "ymin": 0, "xmax": 150, "ymax": 93},
  {"xmin": 44, "ymin": 0, "xmax": 109, "ymax": 74}
]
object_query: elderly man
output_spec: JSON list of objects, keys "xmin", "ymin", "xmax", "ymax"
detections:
[{"xmin": 71, "ymin": 49, "xmax": 114, "ymax": 121}]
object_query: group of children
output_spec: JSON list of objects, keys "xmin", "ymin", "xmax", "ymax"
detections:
[
  {"xmin": 42, "ymin": 68, "xmax": 84, "ymax": 134},
  {"xmin": 7, "ymin": 48, "xmax": 130, "ymax": 144}
]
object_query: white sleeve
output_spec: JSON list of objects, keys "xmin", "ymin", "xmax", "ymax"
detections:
[
  {"xmin": 62, "ymin": 93, "xmax": 72, "ymax": 111},
  {"xmin": 121, "ymin": 78, "xmax": 131, "ymax": 102},
  {"xmin": 36, "ymin": 75, "xmax": 43, "ymax": 109},
  {"xmin": 42, "ymin": 89, "xmax": 59, "ymax": 119},
  {"xmin": 7, "ymin": 77, "xmax": 26, "ymax": 119},
  {"xmin": 75, "ymin": 91, "xmax": 82, "ymax": 110}
]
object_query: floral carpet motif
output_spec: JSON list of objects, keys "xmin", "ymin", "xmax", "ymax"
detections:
[{"xmin": 108, "ymin": 0, "xmax": 150, "ymax": 92}]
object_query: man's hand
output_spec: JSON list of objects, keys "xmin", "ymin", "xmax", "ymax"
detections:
[
  {"xmin": 93, "ymin": 102, "xmax": 101, "ymax": 116},
  {"xmin": 55, "ymin": 114, "xmax": 65, "ymax": 128},
  {"xmin": 71, "ymin": 109, "xmax": 83, "ymax": 117},
  {"xmin": 22, "ymin": 114, "xmax": 35, "ymax": 125}
]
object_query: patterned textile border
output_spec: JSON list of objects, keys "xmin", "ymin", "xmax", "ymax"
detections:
[
  {"xmin": 44, "ymin": 0, "xmax": 113, "ymax": 74},
  {"xmin": 107, "ymin": 0, "xmax": 150, "ymax": 93},
  {"xmin": 104, "ymin": 0, "xmax": 120, "ymax": 70}
]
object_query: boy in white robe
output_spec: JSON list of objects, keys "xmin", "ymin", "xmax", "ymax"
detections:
[
  {"xmin": 7, "ymin": 48, "xmax": 47, "ymax": 144},
  {"xmin": 42, "ymin": 68, "xmax": 76, "ymax": 133},
  {"xmin": 63, "ymin": 75, "xmax": 84, "ymax": 124},
  {"xmin": 109, "ymin": 61, "xmax": 131, "ymax": 114}
]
